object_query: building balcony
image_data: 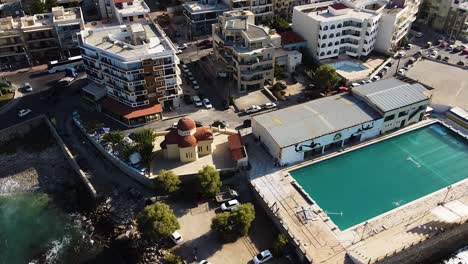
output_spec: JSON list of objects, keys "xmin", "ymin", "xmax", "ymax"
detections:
[
  {"xmin": 0, "ymin": 50, "xmax": 26, "ymax": 58},
  {"xmin": 26, "ymin": 36, "xmax": 55, "ymax": 43},
  {"xmin": 240, "ymin": 66, "xmax": 273, "ymax": 75}
]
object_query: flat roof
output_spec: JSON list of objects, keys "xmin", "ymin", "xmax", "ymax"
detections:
[
  {"xmin": 183, "ymin": 1, "xmax": 229, "ymax": 14},
  {"xmin": 295, "ymin": 2, "xmax": 377, "ymax": 22},
  {"xmin": 352, "ymin": 78, "xmax": 431, "ymax": 113},
  {"xmin": 253, "ymin": 93, "xmax": 381, "ymax": 148}
]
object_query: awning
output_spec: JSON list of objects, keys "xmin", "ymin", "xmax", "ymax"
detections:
[{"xmin": 102, "ymin": 98, "xmax": 162, "ymax": 119}]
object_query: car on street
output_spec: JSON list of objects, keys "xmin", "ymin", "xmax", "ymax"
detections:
[
  {"xmin": 415, "ymin": 32, "xmax": 423, "ymax": 38},
  {"xmin": 177, "ymin": 43, "xmax": 188, "ymax": 50},
  {"xmin": 351, "ymin": 82, "xmax": 361, "ymax": 87},
  {"xmin": 192, "ymin": 95, "xmax": 203, "ymax": 107},
  {"xmin": 383, "ymin": 65, "xmax": 391, "ymax": 71},
  {"xmin": 192, "ymin": 80, "xmax": 199, "ymax": 90},
  {"xmin": 394, "ymin": 50, "xmax": 406, "ymax": 58},
  {"xmin": 371, "ymin": 75, "xmax": 381, "ymax": 81},
  {"xmin": 188, "ymin": 75, "xmax": 195, "ymax": 82},
  {"xmin": 245, "ymin": 105, "xmax": 262, "ymax": 114},
  {"xmin": 202, "ymin": 98, "xmax": 212, "ymax": 109},
  {"xmin": 397, "ymin": 69, "xmax": 406, "ymax": 76},
  {"xmin": 220, "ymin": 199, "xmax": 240, "ymax": 211},
  {"xmin": 170, "ymin": 231, "xmax": 183, "ymax": 245},
  {"xmin": 263, "ymin": 102, "xmax": 277, "ymax": 109},
  {"xmin": 18, "ymin": 109, "xmax": 32, "ymax": 117},
  {"xmin": 442, "ymin": 56, "xmax": 449, "ymax": 62},
  {"xmin": 23, "ymin": 82, "xmax": 33, "ymax": 93},
  {"xmin": 253, "ymin": 250, "xmax": 273, "ymax": 264},
  {"xmin": 199, "ymin": 260, "xmax": 211, "ymax": 264},
  {"xmin": 430, "ymin": 51, "xmax": 438, "ymax": 58},
  {"xmin": 404, "ymin": 44, "xmax": 412, "ymax": 50},
  {"xmin": 211, "ymin": 120, "xmax": 228, "ymax": 128}
]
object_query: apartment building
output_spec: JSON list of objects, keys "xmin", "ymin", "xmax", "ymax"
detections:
[
  {"xmin": 212, "ymin": 10, "xmax": 278, "ymax": 92},
  {"xmin": 182, "ymin": 0, "xmax": 273, "ymax": 35},
  {"xmin": 375, "ymin": 0, "xmax": 420, "ymax": 52},
  {"xmin": 292, "ymin": 1, "xmax": 382, "ymax": 61},
  {"xmin": 420, "ymin": 0, "xmax": 468, "ymax": 41},
  {"xmin": 112, "ymin": 0, "xmax": 150, "ymax": 24},
  {"xmin": 0, "ymin": 6, "xmax": 83, "ymax": 66},
  {"xmin": 78, "ymin": 21, "xmax": 183, "ymax": 127}
]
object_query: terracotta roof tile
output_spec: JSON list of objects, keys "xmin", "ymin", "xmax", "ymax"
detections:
[
  {"xmin": 278, "ymin": 31, "xmax": 306, "ymax": 46},
  {"xmin": 102, "ymin": 98, "xmax": 162, "ymax": 120}
]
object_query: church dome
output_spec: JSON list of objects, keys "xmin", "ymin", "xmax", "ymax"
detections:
[
  {"xmin": 178, "ymin": 135, "xmax": 198, "ymax": 148},
  {"xmin": 177, "ymin": 117, "xmax": 196, "ymax": 131}
]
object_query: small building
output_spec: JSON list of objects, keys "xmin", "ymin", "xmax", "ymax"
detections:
[
  {"xmin": 352, "ymin": 78, "xmax": 432, "ymax": 133},
  {"xmin": 183, "ymin": 0, "xmax": 229, "ymax": 36},
  {"xmin": 275, "ymin": 48, "xmax": 302, "ymax": 75},
  {"xmin": 252, "ymin": 93, "xmax": 384, "ymax": 166},
  {"xmin": 160, "ymin": 117, "xmax": 214, "ymax": 162},
  {"xmin": 277, "ymin": 31, "xmax": 306, "ymax": 51},
  {"xmin": 228, "ymin": 132, "xmax": 248, "ymax": 167}
]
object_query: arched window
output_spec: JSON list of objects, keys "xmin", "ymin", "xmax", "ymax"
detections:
[
  {"xmin": 336, "ymin": 32, "xmax": 341, "ymax": 37},
  {"xmin": 320, "ymin": 52, "xmax": 325, "ymax": 56},
  {"xmin": 322, "ymin": 35, "xmax": 327, "ymax": 39},
  {"xmin": 327, "ymin": 51, "xmax": 332, "ymax": 55},
  {"xmin": 337, "ymin": 24, "xmax": 342, "ymax": 28},
  {"xmin": 334, "ymin": 49, "xmax": 338, "ymax": 54},
  {"xmin": 330, "ymin": 25, "xmax": 335, "ymax": 29},
  {"xmin": 335, "ymin": 41, "xmax": 339, "ymax": 45},
  {"xmin": 323, "ymin": 25, "xmax": 328, "ymax": 30},
  {"xmin": 328, "ymin": 42, "xmax": 333, "ymax": 47},
  {"xmin": 329, "ymin": 33, "xmax": 334, "ymax": 38},
  {"xmin": 321, "ymin": 43, "xmax": 326, "ymax": 48}
]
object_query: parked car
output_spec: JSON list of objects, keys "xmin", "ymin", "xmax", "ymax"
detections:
[
  {"xmin": 192, "ymin": 95, "xmax": 203, "ymax": 107},
  {"xmin": 199, "ymin": 260, "xmax": 211, "ymax": 264},
  {"xmin": 383, "ymin": 65, "xmax": 391, "ymax": 71},
  {"xmin": 215, "ymin": 188, "xmax": 238, "ymax": 202},
  {"xmin": 192, "ymin": 80, "xmax": 199, "ymax": 90},
  {"xmin": 457, "ymin": 60, "xmax": 465, "ymax": 66},
  {"xmin": 23, "ymin": 82, "xmax": 33, "ymax": 93},
  {"xmin": 351, "ymin": 82, "xmax": 361, "ymax": 87},
  {"xmin": 220, "ymin": 199, "xmax": 240, "ymax": 211},
  {"xmin": 425, "ymin": 42, "xmax": 432, "ymax": 48},
  {"xmin": 263, "ymin": 102, "xmax": 277, "ymax": 109},
  {"xmin": 430, "ymin": 51, "xmax": 438, "ymax": 58},
  {"xmin": 0, "ymin": 64, "xmax": 10, "ymax": 71},
  {"xmin": 394, "ymin": 50, "xmax": 406, "ymax": 58},
  {"xmin": 371, "ymin": 75, "xmax": 381, "ymax": 81},
  {"xmin": 404, "ymin": 44, "xmax": 412, "ymax": 50},
  {"xmin": 397, "ymin": 69, "xmax": 406, "ymax": 76},
  {"xmin": 245, "ymin": 105, "xmax": 262, "ymax": 114},
  {"xmin": 447, "ymin": 45, "xmax": 456, "ymax": 52},
  {"xmin": 202, "ymin": 98, "xmax": 212, "ymax": 109},
  {"xmin": 442, "ymin": 56, "xmax": 449, "ymax": 62},
  {"xmin": 177, "ymin": 43, "xmax": 188, "ymax": 50},
  {"xmin": 170, "ymin": 231, "xmax": 183, "ymax": 245},
  {"xmin": 18, "ymin": 109, "xmax": 32, "ymax": 117},
  {"xmin": 253, "ymin": 250, "xmax": 273, "ymax": 264},
  {"xmin": 415, "ymin": 32, "xmax": 423, "ymax": 38},
  {"xmin": 436, "ymin": 55, "xmax": 442, "ymax": 60}
]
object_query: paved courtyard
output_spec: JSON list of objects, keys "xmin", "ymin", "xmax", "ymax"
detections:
[
  {"xmin": 151, "ymin": 133, "xmax": 237, "ymax": 176},
  {"xmin": 234, "ymin": 90, "xmax": 273, "ymax": 111},
  {"xmin": 406, "ymin": 60, "xmax": 468, "ymax": 111}
]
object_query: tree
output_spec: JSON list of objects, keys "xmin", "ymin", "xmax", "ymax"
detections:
[
  {"xmin": 137, "ymin": 202, "xmax": 180, "ymax": 241},
  {"xmin": 269, "ymin": 17, "xmax": 291, "ymax": 32},
  {"xmin": 30, "ymin": 0, "xmax": 45, "ymax": 14},
  {"xmin": 133, "ymin": 129, "xmax": 156, "ymax": 167},
  {"xmin": 44, "ymin": 0, "xmax": 57, "ymax": 11},
  {"xmin": 272, "ymin": 233, "xmax": 288, "ymax": 257},
  {"xmin": 102, "ymin": 130, "xmax": 124, "ymax": 148},
  {"xmin": 400, "ymin": 36, "xmax": 410, "ymax": 47},
  {"xmin": 274, "ymin": 62, "xmax": 284, "ymax": 78},
  {"xmin": 197, "ymin": 165, "xmax": 222, "ymax": 198},
  {"xmin": 163, "ymin": 252, "xmax": 183, "ymax": 264},
  {"xmin": 312, "ymin": 65, "xmax": 342, "ymax": 93},
  {"xmin": 155, "ymin": 170, "xmax": 181, "ymax": 193},
  {"xmin": 211, "ymin": 203, "xmax": 256, "ymax": 242}
]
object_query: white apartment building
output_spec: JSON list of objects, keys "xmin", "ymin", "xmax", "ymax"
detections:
[
  {"xmin": 98, "ymin": 0, "xmax": 149, "ymax": 24},
  {"xmin": 212, "ymin": 10, "xmax": 278, "ymax": 92},
  {"xmin": 0, "ymin": 6, "xmax": 83, "ymax": 66},
  {"xmin": 79, "ymin": 21, "xmax": 182, "ymax": 127},
  {"xmin": 375, "ymin": 0, "xmax": 420, "ymax": 52},
  {"xmin": 420, "ymin": 0, "xmax": 468, "ymax": 41},
  {"xmin": 293, "ymin": 1, "xmax": 382, "ymax": 61}
]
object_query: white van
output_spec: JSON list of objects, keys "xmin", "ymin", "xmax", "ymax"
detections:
[{"xmin": 192, "ymin": 95, "xmax": 202, "ymax": 107}]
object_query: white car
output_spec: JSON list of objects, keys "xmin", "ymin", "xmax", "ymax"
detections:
[
  {"xmin": 170, "ymin": 231, "xmax": 183, "ymax": 244},
  {"xmin": 192, "ymin": 96, "xmax": 203, "ymax": 107},
  {"xmin": 202, "ymin": 98, "xmax": 212, "ymax": 109},
  {"xmin": 192, "ymin": 80, "xmax": 199, "ymax": 90},
  {"xmin": 351, "ymin": 82, "xmax": 361, "ymax": 87},
  {"xmin": 18, "ymin": 109, "xmax": 32, "ymax": 117},
  {"xmin": 394, "ymin": 51, "xmax": 406, "ymax": 58},
  {"xmin": 253, "ymin": 250, "xmax": 273, "ymax": 264},
  {"xmin": 177, "ymin": 43, "xmax": 188, "ymax": 50},
  {"xmin": 430, "ymin": 51, "xmax": 438, "ymax": 58},
  {"xmin": 415, "ymin": 32, "xmax": 423, "ymax": 38},
  {"xmin": 220, "ymin": 199, "xmax": 240, "ymax": 211},
  {"xmin": 199, "ymin": 261, "xmax": 211, "ymax": 264},
  {"xmin": 397, "ymin": 69, "xmax": 406, "ymax": 76},
  {"xmin": 263, "ymin": 102, "xmax": 277, "ymax": 109},
  {"xmin": 371, "ymin": 75, "xmax": 381, "ymax": 81},
  {"xmin": 383, "ymin": 66, "xmax": 391, "ymax": 71},
  {"xmin": 23, "ymin": 82, "xmax": 33, "ymax": 92},
  {"xmin": 245, "ymin": 105, "xmax": 262, "ymax": 114}
]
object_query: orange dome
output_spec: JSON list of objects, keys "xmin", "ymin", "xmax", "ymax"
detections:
[
  {"xmin": 177, "ymin": 117, "xmax": 196, "ymax": 131},
  {"xmin": 178, "ymin": 135, "xmax": 198, "ymax": 148},
  {"xmin": 194, "ymin": 128, "xmax": 213, "ymax": 141}
]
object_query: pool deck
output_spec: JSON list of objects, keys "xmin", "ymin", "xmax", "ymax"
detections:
[
  {"xmin": 325, "ymin": 56, "xmax": 384, "ymax": 81},
  {"xmin": 250, "ymin": 119, "xmax": 468, "ymax": 263}
]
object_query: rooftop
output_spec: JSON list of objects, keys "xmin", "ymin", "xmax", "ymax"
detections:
[
  {"xmin": 278, "ymin": 31, "xmax": 306, "ymax": 46},
  {"xmin": 295, "ymin": 2, "xmax": 378, "ymax": 22},
  {"xmin": 252, "ymin": 93, "xmax": 381, "ymax": 148},
  {"xmin": 114, "ymin": 0, "xmax": 149, "ymax": 15},
  {"xmin": 351, "ymin": 78, "xmax": 431, "ymax": 113},
  {"xmin": 183, "ymin": 1, "xmax": 229, "ymax": 14},
  {"xmin": 52, "ymin": 6, "xmax": 82, "ymax": 22},
  {"xmin": 102, "ymin": 98, "xmax": 162, "ymax": 119},
  {"xmin": 80, "ymin": 22, "xmax": 176, "ymax": 60}
]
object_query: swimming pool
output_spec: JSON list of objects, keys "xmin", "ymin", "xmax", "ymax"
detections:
[
  {"xmin": 290, "ymin": 123, "xmax": 468, "ymax": 230},
  {"xmin": 330, "ymin": 61, "xmax": 368, "ymax": 72}
]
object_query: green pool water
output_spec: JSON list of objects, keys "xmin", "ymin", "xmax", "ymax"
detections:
[{"xmin": 290, "ymin": 123, "xmax": 468, "ymax": 230}]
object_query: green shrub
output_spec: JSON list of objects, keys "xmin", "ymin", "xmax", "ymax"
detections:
[
  {"xmin": 137, "ymin": 202, "xmax": 179, "ymax": 241},
  {"xmin": 163, "ymin": 252, "xmax": 183, "ymax": 264},
  {"xmin": 272, "ymin": 233, "xmax": 288, "ymax": 257},
  {"xmin": 197, "ymin": 165, "xmax": 222, "ymax": 198}
]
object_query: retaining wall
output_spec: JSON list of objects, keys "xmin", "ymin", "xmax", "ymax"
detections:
[{"xmin": 73, "ymin": 117, "xmax": 154, "ymax": 188}]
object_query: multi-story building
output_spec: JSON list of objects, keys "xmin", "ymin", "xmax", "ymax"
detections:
[
  {"xmin": 78, "ymin": 21, "xmax": 183, "ymax": 127},
  {"xmin": 420, "ymin": 0, "xmax": 468, "ymax": 41},
  {"xmin": 375, "ymin": 0, "xmax": 420, "ymax": 52},
  {"xmin": 292, "ymin": 1, "xmax": 382, "ymax": 61},
  {"xmin": 111, "ymin": 0, "xmax": 150, "ymax": 24},
  {"xmin": 0, "ymin": 6, "xmax": 83, "ymax": 66},
  {"xmin": 213, "ymin": 10, "xmax": 278, "ymax": 92},
  {"xmin": 250, "ymin": 0, "xmax": 274, "ymax": 24},
  {"xmin": 183, "ymin": 0, "xmax": 230, "ymax": 36}
]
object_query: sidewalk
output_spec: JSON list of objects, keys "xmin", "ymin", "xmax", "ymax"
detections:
[{"xmin": 0, "ymin": 64, "xmax": 47, "ymax": 77}]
